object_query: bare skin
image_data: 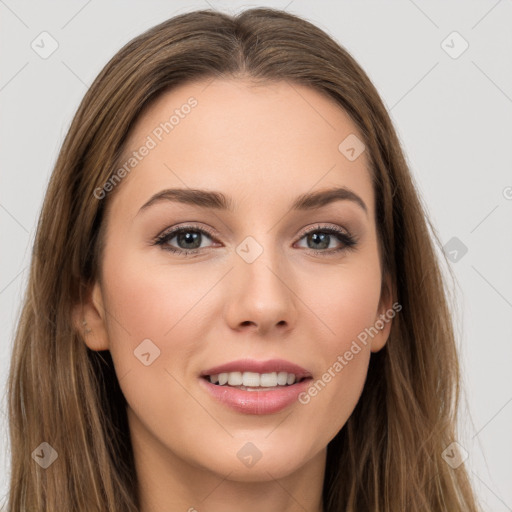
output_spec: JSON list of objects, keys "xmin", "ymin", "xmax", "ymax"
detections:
[{"xmin": 77, "ymin": 78, "xmax": 392, "ymax": 512}]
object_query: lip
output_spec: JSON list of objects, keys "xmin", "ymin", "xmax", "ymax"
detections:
[
  {"xmin": 199, "ymin": 358, "xmax": 313, "ymax": 415},
  {"xmin": 200, "ymin": 358, "xmax": 312, "ymax": 380},
  {"xmin": 199, "ymin": 376, "xmax": 312, "ymax": 415}
]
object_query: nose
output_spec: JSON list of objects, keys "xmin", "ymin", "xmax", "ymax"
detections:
[{"xmin": 223, "ymin": 240, "xmax": 299, "ymax": 337}]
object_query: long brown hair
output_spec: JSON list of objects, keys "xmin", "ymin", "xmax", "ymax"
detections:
[{"xmin": 6, "ymin": 7, "xmax": 480, "ymax": 511}]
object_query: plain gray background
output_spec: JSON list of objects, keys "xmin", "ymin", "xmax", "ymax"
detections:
[{"xmin": 1, "ymin": 1, "xmax": 511, "ymax": 510}]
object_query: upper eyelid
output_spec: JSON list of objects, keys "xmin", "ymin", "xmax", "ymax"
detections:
[{"xmin": 157, "ymin": 223, "xmax": 218, "ymax": 240}]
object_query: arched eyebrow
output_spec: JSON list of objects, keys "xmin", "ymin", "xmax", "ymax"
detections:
[{"xmin": 138, "ymin": 186, "xmax": 368, "ymax": 216}]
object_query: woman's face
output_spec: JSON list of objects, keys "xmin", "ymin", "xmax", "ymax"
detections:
[{"xmin": 83, "ymin": 78, "xmax": 392, "ymax": 483}]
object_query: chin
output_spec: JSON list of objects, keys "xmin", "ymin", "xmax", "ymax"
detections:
[{"xmin": 191, "ymin": 438, "xmax": 317, "ymax": 482}]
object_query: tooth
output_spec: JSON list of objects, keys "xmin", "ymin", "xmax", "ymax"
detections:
[
  {"xmin": 277, "ymin": 372, "xmax": 288, "ymax": 385},
  {"xmin": 227, "ymin": 371, "xmax": 243, "ymax": 386},
  {"xmin": 260, "ymin": 372, "xmax": 278, "ymax": 387},
  {"xmin": 242, "ymin": 372, "xmax": 260, "ymax": 387},
  {"xmin": 213, "ymin": 371, "xmax": 299, "ymax": 387}
]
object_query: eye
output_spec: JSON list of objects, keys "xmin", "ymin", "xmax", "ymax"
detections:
[
  {"xmin": 294, "ymin": 224, "xmax": 357, "ymax": 256},
  {"xmin": 153, "ymin": 225, "xmax": 218, "ymax": 256}
]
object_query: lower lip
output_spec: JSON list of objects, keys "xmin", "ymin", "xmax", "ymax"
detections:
[{"xmin": 199, "ymin": 377, "xmax": 312, "ymax": 415}]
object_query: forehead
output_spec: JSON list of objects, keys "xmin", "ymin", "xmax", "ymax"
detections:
[{"xmin": 113, "ymin": 78, "xmax": 373, "ymax": 217}]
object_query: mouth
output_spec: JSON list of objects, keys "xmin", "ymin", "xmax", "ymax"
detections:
[{"xmin": 198, "ymin": 359, "xmax": 313, "ymax": 415}]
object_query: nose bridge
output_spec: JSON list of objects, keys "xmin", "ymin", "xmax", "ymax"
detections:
[{"xmin": 236, "ymin": 233, "xmax": 289, "ymax": 298}]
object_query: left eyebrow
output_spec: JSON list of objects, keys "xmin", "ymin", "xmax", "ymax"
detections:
[
  {"xmin": 291, "ymin": 187, "xmax": 368, "ymax": 216},
  {"xmin": 137, "ymin": 186, "xmax": 368, "ymax": 217}
]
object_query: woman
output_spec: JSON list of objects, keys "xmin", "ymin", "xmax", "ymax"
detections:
[{"xmin": 6, "ymin": 7, "xmax": 481, "ymax": 511}]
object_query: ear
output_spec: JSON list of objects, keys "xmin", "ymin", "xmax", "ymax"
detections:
[
  {"xmin": 370, "ymin": 273, "xmax": 393, "ymax": 353},
  {"xmin": 72, "ymin": 281, "xmax": 110, "ymax": 351}
]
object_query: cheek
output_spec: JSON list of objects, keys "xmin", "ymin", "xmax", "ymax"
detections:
[
  {"xmin": 303, "ymin": 252, "xmax": 383, "ymax": 348},
  {"xmin": 101, "ymin": 247, "xmax": 207, "ymax": 342},
  {"xmin": 98, "ymin": 245, "xmax": 216, "ymax": 397},
  {"xmin": 98, "ymin": 251, "xmax": 210, "ymax": 444},
  {"xmin": 294, "ymin": 254, "xmax": 382, "ymax": 434}
]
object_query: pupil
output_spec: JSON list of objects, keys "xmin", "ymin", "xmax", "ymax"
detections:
[
  {"xmin": 310, "ymin": 232, "xmax": 329, "ymax": 250},
  {"xmin": 178, "ymin": 231, "xmax": 201, "ymax": 249}
]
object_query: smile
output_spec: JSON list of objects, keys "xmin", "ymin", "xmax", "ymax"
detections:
[
  {"xmin": 199, "ymin": 359, "xmax": 313, "ymax": 415},
  {"xmin": 205, "ymin": 371, "xmax": 306, "ymax": 389}
]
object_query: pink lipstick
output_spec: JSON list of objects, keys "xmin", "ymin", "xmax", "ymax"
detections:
[{"xmin": 199, "ymin": 358, "xmax": 313, "ymax": 415}]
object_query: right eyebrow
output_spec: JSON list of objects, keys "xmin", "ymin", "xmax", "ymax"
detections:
[{"xmin": 138, "ymin": 188, "xmax": 235, "ymax": 214}]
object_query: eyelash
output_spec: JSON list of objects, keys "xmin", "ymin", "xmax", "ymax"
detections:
[{"xmin": 153, "ymin": 223, "xmax": 358, "ymax": 258}]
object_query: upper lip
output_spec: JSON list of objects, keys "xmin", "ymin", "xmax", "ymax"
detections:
[{"xmin": 200, "ymin": 359, "xmax": 312, "ymax": 380}]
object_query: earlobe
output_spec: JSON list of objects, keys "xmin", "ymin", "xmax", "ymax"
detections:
[
  {"xmin": 370, "ymin": 273, "xmax": 393, "ymax": 353},
  {"xmin": 72, "ymin": 282, "xmax": 110, "ymax": 351}
]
